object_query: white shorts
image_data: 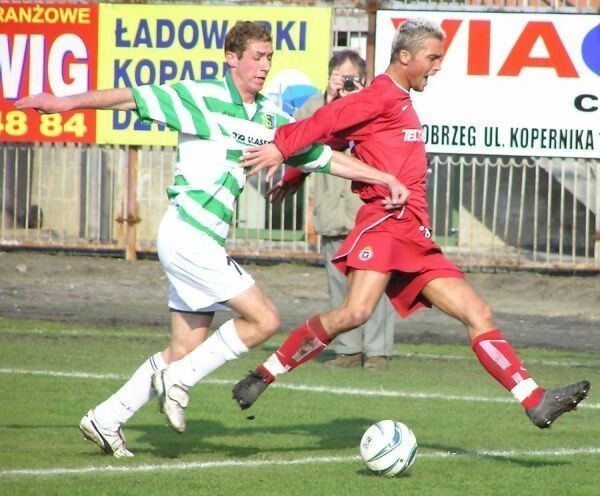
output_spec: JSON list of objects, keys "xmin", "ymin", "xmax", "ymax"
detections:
[{"xmin": 156, "ymin": 205, "xmax": 255, "ymax": 312}]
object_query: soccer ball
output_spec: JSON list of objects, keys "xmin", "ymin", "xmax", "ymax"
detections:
[{"xmin": 359, "ymin": 420, "xmax": 418, "ymax": 477}]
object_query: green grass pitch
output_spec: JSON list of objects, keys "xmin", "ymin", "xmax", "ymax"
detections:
[{"xmin": 0, "ymin": 318, "xmax": 598, "ymax": 496}]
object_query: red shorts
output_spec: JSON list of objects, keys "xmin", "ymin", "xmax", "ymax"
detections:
[{"xmin": 333, "ymin": 207, "xmax": 464, "ymax": 317}]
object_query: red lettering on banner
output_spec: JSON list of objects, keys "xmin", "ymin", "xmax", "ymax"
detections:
[
  {"xmin": 467, "ymin": 20, "xmax": 490, "ymax": 76},
  {"xmin": 391, "ymin": 17, "xmax": 578, "ymax": 78},
  {"xmin": 499, "ymin": 21, "xmax": 578, "ymax": 77},
  {"xmin": 391, "ymin": 18, "xmax": 405, "ymax": 30}
]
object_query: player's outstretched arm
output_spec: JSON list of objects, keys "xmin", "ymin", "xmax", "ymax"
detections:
[
  {"xmin": 15, "ymin": 88, "xmax": 136, "ymax": 114},
  {"xmin": 329, "ymin": 151, "xmax": 409, "ymax": 209}
]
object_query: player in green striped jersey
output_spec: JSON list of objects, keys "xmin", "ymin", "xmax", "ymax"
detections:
[{"xmin": 16, "ymin": 21, "xmax": 408, "ymax": 456}]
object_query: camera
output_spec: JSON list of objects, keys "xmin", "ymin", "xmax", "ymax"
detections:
[{"xmin": 342, "ymin": 75, "xmax": 360, "ymax": 92}]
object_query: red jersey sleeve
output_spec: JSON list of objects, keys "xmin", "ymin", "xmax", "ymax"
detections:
[
  {"xmin": 281, "ymin": 166, "xmax": 307, "ymax": 184},
  {"xmin": 274, "ymin": 85, "xmax": 384, "ymax": 159}
]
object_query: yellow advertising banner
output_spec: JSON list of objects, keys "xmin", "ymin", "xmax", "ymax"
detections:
[{"xmin": 97, "ymin": 4, "xmax": 332, "ymax": 145}]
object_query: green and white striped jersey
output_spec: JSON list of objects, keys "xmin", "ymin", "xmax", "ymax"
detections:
[{"xmin": 131, "ymin": 72, "xmax": 332, "ymax": 246}]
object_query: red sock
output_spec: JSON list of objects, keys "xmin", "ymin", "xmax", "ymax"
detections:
[
  {"xmin": 258, "ymin": 315, "xmax": 332, "ymax": 383},
  {"xmin": 471, "ymin": 329, "xmax": 544, "ymax": 408}
]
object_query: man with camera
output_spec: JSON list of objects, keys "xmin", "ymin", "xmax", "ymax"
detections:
[{"xmin": 268, "ymin": 50, "xmax": 397, "ymax": 371}]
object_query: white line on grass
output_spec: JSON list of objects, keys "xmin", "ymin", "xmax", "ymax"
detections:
[
  {"xmin": 2, "ymin": 448, "xmax": 600, "ymax": 478},
  {"xmin": 3, "ymin": 328, "xmax": 599, "ymax": 369},
  {"xmin": 0, "ymin": 368, "xmax": 125, "ymax": 380},
  {"xmin": 1, "ymin": 367, "xmax": 598, "ymax": 410}
]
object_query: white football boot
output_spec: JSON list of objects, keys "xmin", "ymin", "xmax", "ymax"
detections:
[
  {"xmin": 152, "ymin": 369, "xmax": 189, "ymax": 433},
  {"xmin": 79, "ymin": 410, "xmax": 134, "ymax": 457}
]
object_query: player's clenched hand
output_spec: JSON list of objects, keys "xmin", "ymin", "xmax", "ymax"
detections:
[
  {"xmin": 15, "ymin": 93, "xmax": 72, "ymax": 114},
  {"xmin": 264, "ymin": 174, "xmax": 306, "ymax": 203},
  {"xmin": 381, "ymin": 176, "xmax": 410, "ymax": 210},
  {"xmin": 241, "ymin": 143, "xmax": 284, "ymax": 181}
]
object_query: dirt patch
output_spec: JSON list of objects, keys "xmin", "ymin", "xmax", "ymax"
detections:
[{"xmin": 0, "ymin": 250, "xmax": 598, "ymax": 352}]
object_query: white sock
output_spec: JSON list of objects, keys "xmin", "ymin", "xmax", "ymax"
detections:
[
  {"xmin": 263, "ymin": 354, "xmax": 288, "ymax": 377},
  {"xmin": 167, "ymin": 319, "xmax": 249, "ymax": 389},
  {"xmin": 93, "ymin": 352, "xmax": 166, "ymax": 430},
  {"xmin": 511, "ymin": 377, "xmax": 539, "ymax": 402}
]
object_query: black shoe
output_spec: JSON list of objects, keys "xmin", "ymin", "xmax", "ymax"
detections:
[
  {"xmin": 526, "ymin": 380, "xmax": 590, "ymax": 429},
  {"xmin": 232, "ymin": 370, "xmax": 270, "ymax": 410}
]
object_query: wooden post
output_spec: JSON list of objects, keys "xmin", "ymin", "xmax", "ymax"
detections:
[
  {"xmin": 306, "ymin": 194, "xmax": 318, "ymax": 245},
  {"xmin": 120, "ymin": 0, "xmax": 146, "ymax": 260},
  {"xmin": 365, "ymin": 0, "xmax": 378, "ymax": 82},
  {"xmin": 125, "ymin": 145, "xmax": 139, "ymax": 261}
]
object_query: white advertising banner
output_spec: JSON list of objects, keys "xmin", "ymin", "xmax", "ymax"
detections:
[{"xmin": 375, "ymin": 11, "xmax": 600, "ymax": 158}]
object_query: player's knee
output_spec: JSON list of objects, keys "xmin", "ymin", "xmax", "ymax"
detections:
[
  {"xmin": 467, "ymin": 301, "xmax": 495, "ymax": 329},
  {"xmin": 482, "ymin": 303, "xmax": 494, "ymax": 323},
  {"xmin": 258, "ymin": 309, "xmax": 281, "ymax": 337},
  {"xmin": 344, "ymin": 306, "xmax": 372, "ymax": 329},
  {"xmin": 163, "ymin": 344, "xmax": 189, "ymax": 362}
]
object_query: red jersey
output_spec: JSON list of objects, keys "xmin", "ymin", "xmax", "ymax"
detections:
[
  {"xmin": 275, "ymin": 73, "xmax": 429, "ymax": 226},
  {"xmin": 276, "ymin": 74, "xmax": 464, "ymax": 317}
]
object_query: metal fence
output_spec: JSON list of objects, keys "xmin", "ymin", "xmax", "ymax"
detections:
[
  {"xmin": 427, "ymin": 155, "xmax": 599, "ymax": 270},
  {"xmin": 1, "ymin": 143, "xmax": 598, "ymax": 269},
  {"xmin": 2, "ymin": 0, "xmax": 598, "ymax": 269}
]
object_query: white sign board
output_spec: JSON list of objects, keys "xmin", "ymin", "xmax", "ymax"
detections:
[{"xmin": 375, "ymin": 11, "xmax": 600, "ymax": 158}]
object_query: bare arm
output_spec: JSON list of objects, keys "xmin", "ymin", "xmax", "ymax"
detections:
[
  {"xmin": 245, "ymin": 147, "xmax": 408, "ymax": 208},
  {"xmin": 330, "ymin": 151, "xmax": 410, "ymax": 209},
  {"xmin": 15, "ymin": 88, "xmax": 136, "ymax": 114}
]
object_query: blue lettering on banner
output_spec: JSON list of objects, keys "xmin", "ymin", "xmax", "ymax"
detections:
[
  {"xmin": 114, "ymin": 18, "xmax": 227, "ymax": 49},
  {"xmin": 114, "ymin": 18, "xmax": 306, "ymax": 50},
  {"xmin": 255, "ymin": 20, "xmax": 306, "ymax": 50},
  {"xmin": 135, "ymin": 20, "xmax": 152, "ymax": 47},
  {"xmin": 178, "ymin": 19, "xmax": 199, "ymax": 49},
  {"xmin": 112, "ymin": 110, "xmax": 167, "ymax": 132},
  {"xmin": 277, "ymin": 21, "xmax": 306, "ymax": 50},
  {"xmin": 298, "ymin": 21, "xmax": 307, "ymax": 51},
  {"xmin": 133, "ymin": 58, "xmax": 155, "ymax": 85},
  {"xmin": 156, "ymin": 19, "xmax": 174, "ymax": 47},
  {"xmin": 115, "ymin": 19, "xmax": 130, "ymax": 47},
  {"xmin": 160, "ymin": 60, "xmax": 178, "ymax": 83},
  {"xmin": 114, "ymin": 59, "xmax": 227, "ymax": 86},
  {"xmin": 201, "ymin": 20, "xmax": 228, "ymax": 49}
]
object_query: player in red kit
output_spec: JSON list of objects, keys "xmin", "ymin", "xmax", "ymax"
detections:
[{"xmin": 232, "ymin": 18, "xmax": 590, "ymax": 429}]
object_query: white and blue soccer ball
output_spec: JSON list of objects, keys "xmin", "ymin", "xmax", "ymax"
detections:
[{"xmin": 359, "ymin": 420, "xmax": 418, "ymax": 477}]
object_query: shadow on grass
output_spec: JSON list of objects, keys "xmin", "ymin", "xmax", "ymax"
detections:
[
  {"xmin": 421, "ymin": 442, "xmax": 568, "ymax": 468},
  {"xmin": 126, "ymin": 422, "xmax": 570, "ymax": 468},
  {"xmin": 6, "ymin": 420, "xmax": 572, "ymax": 470},
  {"xmin": 129, "ymin": 416, "xmax": 374, "ymax": 459}
]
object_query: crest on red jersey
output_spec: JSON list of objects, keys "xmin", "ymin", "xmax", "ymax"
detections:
[{"xmin": 358, "ymin": 246, "xmax": 373, "ymax": 261}]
